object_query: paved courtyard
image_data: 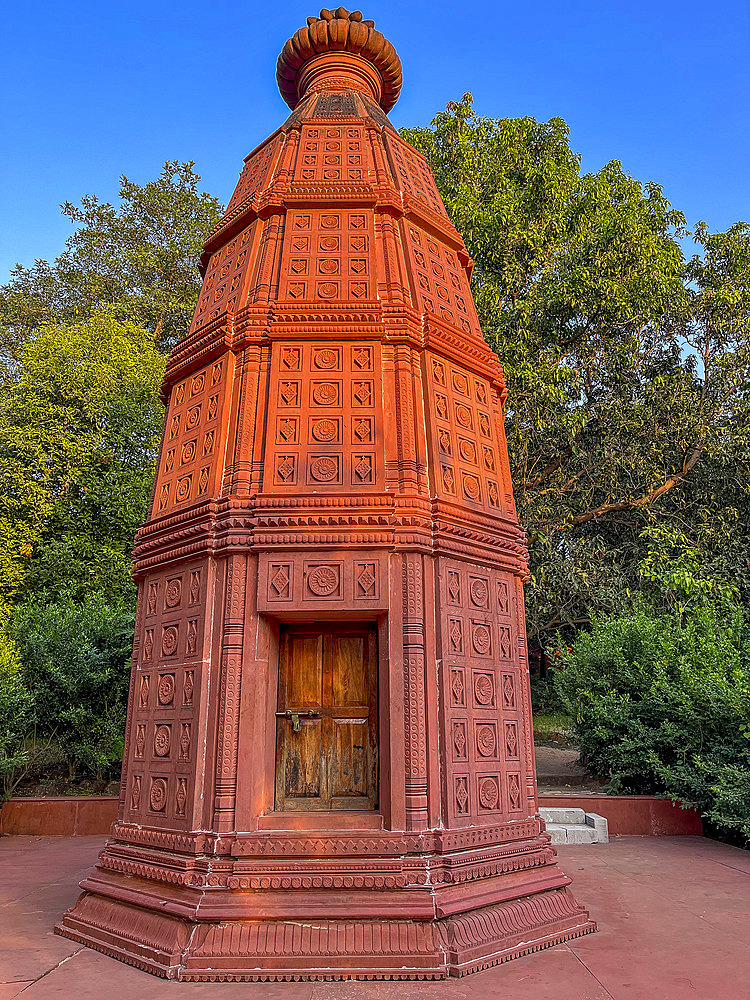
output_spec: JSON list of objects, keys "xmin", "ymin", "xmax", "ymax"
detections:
[{"xmin": 1, "ymin": 834, "xmax": 748, "ymax": 999}]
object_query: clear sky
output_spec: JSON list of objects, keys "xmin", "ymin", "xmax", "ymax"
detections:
[{"xmin": 2, "ymin": 1, "xmax": 748, "ymax": 282}]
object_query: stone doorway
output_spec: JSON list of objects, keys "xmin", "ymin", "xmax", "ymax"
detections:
[{"xmin": 274, "ymin": 623, "xmax": 378, "ymax": 811}]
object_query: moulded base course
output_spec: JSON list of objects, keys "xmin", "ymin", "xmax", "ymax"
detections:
[{"xmin": 56, "ymin": 886, "xmax": 595, "ymax": 981}]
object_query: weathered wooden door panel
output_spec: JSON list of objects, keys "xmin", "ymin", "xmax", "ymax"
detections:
[
  {"xmin": 275, "ymin": 624, "xmax": 377, "ymax": 811},
  {"xmin": 283, "ymin": 720, "xmax": 323, "ymax": 800}
]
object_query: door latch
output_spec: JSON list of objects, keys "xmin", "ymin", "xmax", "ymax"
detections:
[{"xmin": 275, "ymin": 709, "xmax": 318, "ymax": 732}]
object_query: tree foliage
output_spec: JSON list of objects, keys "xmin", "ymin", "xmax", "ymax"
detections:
[
  {"xmin": 0, "ymin": 161, "xmax": 223, "ymax": 355},
  {"xmin": 555, "ymin": 601, "xmax": 750, "ymax": 843},
  {"xmin": 0, "ymin": 312, "xmax": 166, "ymax": 608},
  {"xmin": 403, "ymin": 95, "xmax": 750, "ymax": 639}
]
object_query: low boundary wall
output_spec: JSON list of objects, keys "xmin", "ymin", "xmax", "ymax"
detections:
[{"xmin": 0, "ymin": 794, "xmax": 702, "ymax": 837}]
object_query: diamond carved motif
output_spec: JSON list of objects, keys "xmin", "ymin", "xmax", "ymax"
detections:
[
  {"xmin": 453, "ymin": 723, "xmax": 467, "ymax": 760},
  {"xmin": 270, "ymin": 565, "xmax": 291, "ymax": 599},
  {"xmin": 449, "ymin": 619, "xmax": 462, "ymax": 652},
  {"xmin": 276, "ymin": 457, "xmax": 295, "ymax": 482},
  {"xmin": 505, "ymin": 722, "xmax": 519, "ymax": 759},
  {"xmin": 279, "ymin": 419, "xmax": 296, "ymax": 441},
  {"xmin": 356, "ymin": 564, "xmax": 376, "ymax": 597},
  {"xmin": 353, "ymin": 381, "xmax": 372, "ymax": 405},
  {"xmin": 502, "ymin": 673, "xmax": 516, "ymax": 710},
  {"xmin": 455, "ymin": 776, "xmax": 469, "ymax": 814},
  {"xmin": 451, "ymin": 669, "xmax": 465, "ymax": 706},
  {"xmin": 354, "ymin": 456, "xmax": 372, "ymax": 482},
  {"xmin": 280, "ymin": 382, "xmax": 298, "ymax": 405}
]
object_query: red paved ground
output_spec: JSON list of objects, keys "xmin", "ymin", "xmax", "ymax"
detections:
[{"xmin": 1, "ymin": 835, "xmax": 747, "ymax": 999}]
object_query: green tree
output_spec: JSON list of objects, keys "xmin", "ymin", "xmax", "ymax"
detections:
[
  {"xmin": 0, "ymin": 161, "xmax": 223, "ymax": 355},
  {"xmin": 403, "ymin": 95, "xmax": 750, "ymax": 639},
  {"xmin": 0, "ymin": 312, "xmax": 166, "ymax": 607}
]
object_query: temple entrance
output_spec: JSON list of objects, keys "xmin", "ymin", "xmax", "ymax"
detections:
[{"xmin": 274, "ymin": 623, "xmax": 378, "ymax": 811}]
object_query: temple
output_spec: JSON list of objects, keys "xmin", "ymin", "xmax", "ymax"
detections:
[{"xmin": 57, "ymin": 7, "xmax": 594, "ymax": 980}]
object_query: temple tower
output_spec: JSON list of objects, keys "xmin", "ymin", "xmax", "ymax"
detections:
[{"xmin": 58, "ymin": 8, "xmax": 594, "ymax": 980}]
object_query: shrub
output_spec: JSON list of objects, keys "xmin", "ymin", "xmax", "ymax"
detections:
[
  {"xmin": 554, "ymin": 602, "xmax": 750, "ymax": 842},
  {"xmin": 0, "ymin": 643, "xmax": 34, "ymax": 798},
  {"xmin": 11, "ymin": 594, "xmax": 134, "ymax": 780}
]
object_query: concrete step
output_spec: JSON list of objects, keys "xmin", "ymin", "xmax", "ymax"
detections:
[
  {"xmin": 541, "ymin": 807, "xmax": 586, "ymax": 824},
  {"xmin": 540, "ymin": 807, "xmax": 609, "ymax": 845},
  {"xmin": 544, "ymin": 823, "xmax": 597, "ymax": 845}
]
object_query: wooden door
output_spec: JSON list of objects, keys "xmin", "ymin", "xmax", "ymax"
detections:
[{"xmin": 275, "ymin": 624, "xmax": 378, "ymax": 811}]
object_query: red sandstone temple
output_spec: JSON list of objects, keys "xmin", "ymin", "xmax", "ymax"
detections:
[{"xmin": 58, "ymin": 8, "xmax": 594, "ymax": 980}]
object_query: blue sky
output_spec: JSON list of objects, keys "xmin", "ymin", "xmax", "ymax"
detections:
[{"xmin": 2, "ymin": 1, "xmax": 748, "ymax": 281}]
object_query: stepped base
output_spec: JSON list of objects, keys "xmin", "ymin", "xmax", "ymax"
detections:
[{"xmin": 57, "ymin": 886, "xmax": 595, "ymax": 981}]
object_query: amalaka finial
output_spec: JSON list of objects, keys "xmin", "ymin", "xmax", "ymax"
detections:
[{"xmin": 276, "ymin": 8, "xmax": 402, "ymax": 113}]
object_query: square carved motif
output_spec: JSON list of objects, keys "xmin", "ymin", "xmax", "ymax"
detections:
[
  {"xmin": 157, "ymin": 673, "xmax": 176, "ymax": 707},
  {"xmin": 305, "ymin": 564, "xmax": 341, "ymax": 599},
  {"xmin": 468, "ymin": 576, "xmax": 489, "ymax": 609},
  {"xmin": 310, "ymin": 417, "xmax": 340, "ymax": 444},
  {"xmin": 308, "ymin": 455, "xmax": 341, "ymax": 485},
  {"xmin": 164, "ymin": 577, "xmax": 183, "ymax": 611},
  {"xmin": 311, "ymin": 381, "xmax": 340, "ymax": 407},
  {"xmin": 472, "ymin": 670, "xmax": 495, "ymax": 708},
  {"xmin": 313, "ymin": 347, "xmax": 340, "ymax": 370},
  {"xmin": 316, "ymin": 281, "xmax": 339, "ymax": 300},
  {"xmin": 474, "ymin": 721, "xmax": 499, "ymax": 760},
  {"xmin": 471, "ymin": 622, "xmax": 492, "ymax": 656},
  {"xmin": 477, "ymin": 775, "xmax": 501, "ymax": 811}
]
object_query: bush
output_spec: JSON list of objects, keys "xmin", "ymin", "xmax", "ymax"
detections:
[
  {"xmin": 530, "ymin": 673, "xmax": 564, "ymax": 713},
  {"xmin": 0, "ymin": 643, "xmax": 34, "ymax": 798},
  {"xmin": 554, "ymin": 602, "xmax": 750, "ymax": 842},
  {"xmin": 11, "ymin": 594, "xmax": 134, "ymax": 780}
]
